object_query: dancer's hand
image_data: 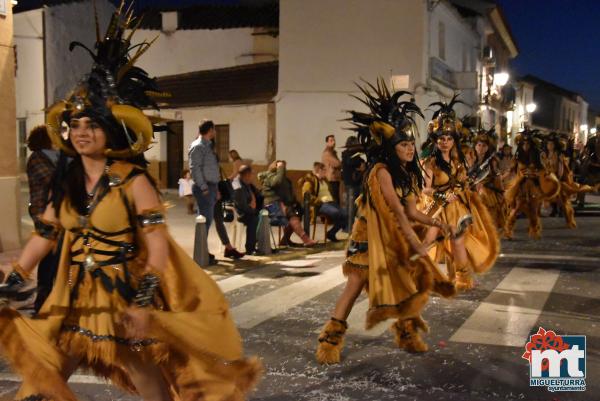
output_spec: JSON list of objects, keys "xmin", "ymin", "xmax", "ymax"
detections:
[
  {"xmin": 409, "ymin": 237, "xmax": 429, "ymax": 257},
  {"xmin": 446, "ymin": 193, "xmax": 458, "ymax": 203},
  {"xmin": 122, "ymin": 306, "xmax": 151, "ymax": 339},
  {"xmin": 441, "ymin": 223, "xmax": 455, "ymax": 237}
]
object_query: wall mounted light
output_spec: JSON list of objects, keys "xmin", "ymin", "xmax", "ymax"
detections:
[{"xmin": 526, "ymin": 103, "xmax": 537, "ymax": 113}]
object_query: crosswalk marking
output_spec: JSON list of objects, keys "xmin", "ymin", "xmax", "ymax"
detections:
[
  {"xmin": 231, "ymin": 265, "xmax": 346, "ymax": 329},
  {"xmin": 215, "ymin": 259, "xmax": 323, "ymax": 293},
  {"xmin": 217, "ymin": 273, "xmax": 273, "ymax": 293},
  {"xmin": 450, "ymin": 267, "xmax": 560, "ymax": 347},
  {"xmin": 0, "ymin": 373, "xmax": 106, "ymax": 385},
  {"xmin": 345, "ymin": 298, "xmax": 390, "ymax": 337},
  {"xmin": 499, "ymin": 253, "xmax": 600, "ymax": 263}
]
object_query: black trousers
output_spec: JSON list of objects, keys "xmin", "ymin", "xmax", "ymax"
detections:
[
  {"xmin": 240, "ymin": 214, "xmax": 259, "ymax": 254},
  {"xmin": 330, "ymin": 181, "xmax": 341, "ymax": 205}
]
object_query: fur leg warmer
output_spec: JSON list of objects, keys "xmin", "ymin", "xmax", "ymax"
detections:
[
  {"xmin": 316, "ymin": 318, "xmax": 348, "ymax": 364},
  {"xmin": 391, "ymin": 317, "xmax": 429, "ymax": 353}
]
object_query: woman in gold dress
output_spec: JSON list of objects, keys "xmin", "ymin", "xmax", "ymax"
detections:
[
  {"xmin": 470, "ymin": 129, "xmax": 505, "ymax": 229},
  {"xmin": 504, "ymin": 129, "xmax": 560, "ymax": 239},
  {"xmin": 315, "ymin": 82, "xmax": 455, "ymax": 365},
  {"xmin": 0, "ymin": 6, "xmax": 261, "ymax": 401},
  {"xmin": 541, "ymin": 132, "xmax": 594, "ymax": 229},
  {"xmin": 421, "ymin": 97, "xmax": 499, "ymax": 292}
]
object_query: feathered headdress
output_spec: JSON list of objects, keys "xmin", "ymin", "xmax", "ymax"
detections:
[
  {"xmin": 345, "ymin": 78, "xmax": 423, "ymax": 156},
  {"xmin": 475, "ymin": 127, "xmax": 498, "ymax": 149},
  {"xmin": 46, "ymin": 0, "xmax": 165, "ymax": 158},
  {"xmin": 515, "ymin": 127, "xmax": 544, "ymax": 148},
  {"xmin": 543, "ymin": 131, "xmax": 569, "ymax": 153},
  {"xmin": 428, "ymin": 94, "xmax": 465, "ymax": 137}
]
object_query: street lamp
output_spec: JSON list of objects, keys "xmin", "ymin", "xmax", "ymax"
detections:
[
  {"xmin": 493, "ymin": 72, "xmax": 509, "ymax": 87},
  {"xmin": 591, "ymin": 127, "xmax": 598, "ymax": 135},
  {"xmin": 526, "ymin": 103, "xmax": 537, "ymax": 113}
]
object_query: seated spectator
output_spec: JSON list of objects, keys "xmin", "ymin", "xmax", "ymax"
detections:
[
  {"xmin": 232, "ymin": 165, "xmax": 263, "ymax": 255},
  {"xmin": 299, "ymin": 162, "xmax": 347, "ymax": 242},
  {"xmin": 258, "ymin": 160, "xmax": 317, "ymax": 247}
]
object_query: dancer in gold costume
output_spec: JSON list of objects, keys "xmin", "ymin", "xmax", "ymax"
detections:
[
  {"xmin": 470, "ymin": 128, "xmax": 505, "ymax": 229},
  {"xmin": 541, "ymin": 132, "xmax": 595, "ymax": 228},
  {"xmin": 504, "ymin": 129, "xmax": 560, "ymax": 239},
  {"xmin": 0, "ymin": 4, "xmax": 261, "ymax": 400},
  {"xmin": 315, "ymin": 81, "xmax": 455, "ymax": 365},
  {"xmin": 421, "ymin": 96, "xmax": 499, "ymax": 292}
]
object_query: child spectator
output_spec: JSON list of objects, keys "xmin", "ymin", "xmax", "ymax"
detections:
[{"xmin": 179, "ymin": 169, "xmax": 195, "ymax": 215}]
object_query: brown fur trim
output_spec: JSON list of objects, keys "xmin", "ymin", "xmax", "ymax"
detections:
[
  {"xmin": 365, "ymin": 291, "xmax": 429, "ymax": 330},
  {"xmin": 390, "ymin": 318, "xmax": 429, "ymax": 353},
  {"xmin": 342, "ymin": 261, "xmax": 369, "ymax": 281},
  {"xmin": 58, "ymin": 329, "xmax": 169, "ymax": 394},
  {"xmin": 0, "ymin": 309, "xmax": 78, "ymax": 401},
  {"xmin": 316, "ymin": 319, "xmax": 347, "ymax": 364},
  {"xmin": 468, "ymin": 192, "xmax": 500, "ymax": 274},
  {"xmin": 210, "ymin": 356, "xmax": 264, "ymax": 395},
  {"xmin": 432, "ymin": 280, "xmax": 456, "ymax": 298}
]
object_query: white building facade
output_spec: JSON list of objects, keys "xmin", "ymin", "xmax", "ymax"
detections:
[{"xmin": 14, "ymin": 0, "xmax": 520, "ymax": 184}]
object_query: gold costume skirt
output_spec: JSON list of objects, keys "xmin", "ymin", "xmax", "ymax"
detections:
[
  {"xmin": 0, "ymin": 235, "xmax": 262, "ymax": 401},
  {"xmin": 431, "ymin": 190, "xmax": 499, "ymax": 274}
]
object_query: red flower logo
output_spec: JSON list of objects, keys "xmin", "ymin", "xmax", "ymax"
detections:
[{"xmin": 523, "ymin": 327, "xmax": 570, "ymax": 372}]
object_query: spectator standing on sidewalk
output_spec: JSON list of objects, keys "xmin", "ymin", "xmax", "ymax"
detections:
[
  {"xmin": 178, "ymin": 169, "xmax": 195, "ymax": 215},
  {"xmin": 233, "ymin": 165, "xmax": 263, "ymax": 255},
  {"xmin": 322, "ymin": 134, "xmax": 342, "ymax": 205},
  {"xmin": 189, "ymin": 120, "xmax": 220, "ymax": 229},
  {"xmin": 189, "ymin": 121, "xmax": 244, "ymax": 262},
  {"xmin": 26, "ymin": 125, "xmax": 60, "ymax": 312}
]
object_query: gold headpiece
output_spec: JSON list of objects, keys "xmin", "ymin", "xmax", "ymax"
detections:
[{"xmin": 45, "ymin": 0, "xmax": 162, "ymax": 158}]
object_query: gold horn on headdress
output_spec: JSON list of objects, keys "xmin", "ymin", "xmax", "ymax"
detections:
[
  {"xmin": 104, "ymin": 104, "xmax": 154, "ymax": 158},
  {"xmin": 46, "ymin": 101, "xmax": 76, "ymax": 156},
  {"xmin": 369, "ymin": 121, "xmax": 396, "ymax": 145}
]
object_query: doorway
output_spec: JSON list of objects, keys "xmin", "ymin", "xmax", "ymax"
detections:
[{"xmin": 166, "ymin": 121, "xmax": 184, "ymax": 189}]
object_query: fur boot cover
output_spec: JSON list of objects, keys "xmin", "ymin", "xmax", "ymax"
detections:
[{"xmin": 316, "ymin": 318, "xmax": 348, "ymax": 364}]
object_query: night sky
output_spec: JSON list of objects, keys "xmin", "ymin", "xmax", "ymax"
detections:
[
  {"xmin": 497, "ymin": 0, "xmax": 600, "ymax": 112},
  {"xmin": 16, "ymin": 0, "xmax": 599, "ymax": 112}
]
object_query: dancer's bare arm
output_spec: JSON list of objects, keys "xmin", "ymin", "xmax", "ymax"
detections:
[
  {"xmin": 132, "ymin": 175, "xmax": 168, "ymax": 274},
  {"xmin": 376, "ymin": 168, "xmax": 428, "ymax": 256}
]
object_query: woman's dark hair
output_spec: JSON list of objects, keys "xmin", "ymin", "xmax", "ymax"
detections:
[
  {"xmin": 498, "ymin": 144, "xmax": 512, "ymax": 160},
  {"xmin": 473, "ymin": 139, "xmax": 494, "ymax": 165},
  {"xmin": 27, "ymin": 125, "xmax": 52, "ymax": 152},
  {"xmin": 362, "ymin": 140, "xmax": 423, "ymax": 203},
  {"xmin": 515, "ymin": 139, "xmax": 543, "ymax": 169},
  {"xmin": 431, "ymin": 132, "xmax": 467, "ymax": 177},
  {"xmin": 543, "ymin": 137, "xmax": 564, "ymax": 155},
  {"xmin": 50, "ymin": 114, "xmax": 150, "ymax": 216},
  {"xmin": 199, "ymin": 120, "xmax": 215, "ymax": 135},
  {"xmin": 229, "ymin": 149, "xmax": 241, "ymax": 161},
  {"xmin": 345, "ymin": 136, "xmax": 358, "ymax": 147}
]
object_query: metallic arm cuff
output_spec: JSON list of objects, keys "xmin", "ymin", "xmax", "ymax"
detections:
[{"xmin": 136, "ymin": 210, "xmax": 166, "ymax": 230}]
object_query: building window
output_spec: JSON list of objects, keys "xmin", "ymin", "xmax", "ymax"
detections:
[
  {"xmin": 214, "ymin": 124, "xmax": 230, "ymax": 162},
  {"xmin": 438, "ymin": 22, "xmax": 446, "ymax": 61}
]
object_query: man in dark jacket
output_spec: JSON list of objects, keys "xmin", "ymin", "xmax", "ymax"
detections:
[{"xmin": 232, "ymin": 165, "xmax": 263, "ymax": 254}]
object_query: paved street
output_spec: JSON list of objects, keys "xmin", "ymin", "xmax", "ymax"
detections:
[{"xmin": 1, "ymin": 197, "xmax": 599, "ymax": 400}]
